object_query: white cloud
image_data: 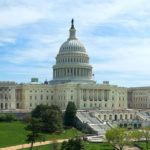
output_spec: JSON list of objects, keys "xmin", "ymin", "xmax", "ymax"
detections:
[{"xmin": 0, "ymin": 0, "xmax": 150, "ymax": 86}]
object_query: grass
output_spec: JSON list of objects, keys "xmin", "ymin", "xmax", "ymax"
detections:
[
  {"xmin": 0, "ymin": 121, "xmax": 83, "ymax": 148},
  {"xmin": 21, "ymin": 142, "xmax": 116, "ymax": 150},
  {"xmin": 0, "ymin": 121, "xmax": 28, "ymax": 148},
  {"xmin": 136, "ymin": 141, "xmax": 150, "ymax": 150},
  {"xmin": 84, "ymin": 142, "xmax": 116, "ymax": 150},
  {"xmin": 0, "ymin": 121, "xmax": 116, "ymax": 150}
]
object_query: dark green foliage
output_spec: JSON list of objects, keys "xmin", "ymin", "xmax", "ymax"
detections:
[
  {"xmin": 31, "ymin": 104, "xmax": 63, "ymax": 134},
  {"xmin": 41, "ymin": 109, "xmax": 63, "ymax": 133},
  {"xmin": 31, "ymin": 104, "xmax": 51, "ymax": 118},
  {"xmin": 6, "ymin": 113, "xmax": 16, "ymax": 122},
  {"xmin": 22, "ymin": 115, "xmax": 31, "ymax": 124},
  {"xmin": 0, "ymin": 114, "xmax": 6, "ymax": 121},
  {"xmin": 64, "ymin": 102, "xmax": 77, "ymax": 127},
  {"xmin": 0, "ymin": 113, "xmax": 16, "ymax": 122},
  {"xmin": 26, "ymin": 118, "xmax": 45, "ymax": 150},
  {"xmin": 61, "ymin": 137, "xmax": 85, "ymax": 150}
]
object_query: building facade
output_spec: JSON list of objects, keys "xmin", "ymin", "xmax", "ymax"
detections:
[
  {"xmin": 128, "ymin": 87, "xmax": 150, "ymax": 109},
  {"xmin": 0, "ymin": 20, "xmax": 149, "ymax": 112}
]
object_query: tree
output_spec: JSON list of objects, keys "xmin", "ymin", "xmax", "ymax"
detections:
[
  {"xmin": 51, "ymin": 140, "xmax": 59, "ymax": 150},
  {"xmin": 31, "ymin": 104, "xmax": 63, "ymax": 133},
  {"xmin": 25, "ymin": 118, "xmax": 45, "ymax": 150},
  {"xmin": 61, "ymin": 137, "xmax": 85, "ymax": 150},
  {"xmin": 142, "ymin": 128, "xmax": 150, "ymax": 150},
  {"xmin": 22, "ymin": 114, "xmax": 31, "ymax": 124},
  {"xmin": 41, "ymin": 109, "xmax": 63, "ymax": 133},
  {"xmin": 105, "ymin": 127, "xmax": 132, "ymax": 150},
  {"xmin": 31, "ymin": 104, "xmax": 51, "ymax": 118},
  {"xmin": 64, "ymin": 102, "xmax": 77, "ymax": 127},
  {"xmin": 132, "ymin": 130, "xmax": 144, "ymax": 142}
]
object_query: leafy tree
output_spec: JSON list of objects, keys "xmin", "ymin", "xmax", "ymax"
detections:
[
  {"xmin": 31, "ymin": 104, "xmax": 51, "ymax": 118},
  {"xmin": 22, "ymin": 114, "xmax": 31, "ymax": 124},
  {"xmin": 41, "ymin": 109, "xmax": 63, "ymax": 133},
  {"xmin": 105, "ymin": 127, "xmax": 132, "ymax": 150},
  {"xmin": 64, "ymin": 102, "xmax": 77, "ymax": 127},
  {"xmin": 142, "ymin": 128, "xmax": 150, "ymax": 150},
  {"xmin": 25, "ymin": 118, "xmax": 45, "ymax": 150},
  {"xmin": 31, "ymin": 104, "xmax": 63, "ymax": 133},
  {"xmin": 61, "ymin": 137, "xmax": 85, "ymax": 150},
  {"xmin": 132, "ymin": 130, "xmax": 144, "ymax": 142}
]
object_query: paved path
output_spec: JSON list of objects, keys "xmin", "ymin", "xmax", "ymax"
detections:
[
  {"xmin": 0, "ymin": 139, "xmax": 68, "ymax": 150},
  {"xmin": 0, "ymin": 140, "xmax": 141, "ymax": 150},
  {"xmin": 124, "ymin": 146, "xmax": 140, "ymax": 150}
]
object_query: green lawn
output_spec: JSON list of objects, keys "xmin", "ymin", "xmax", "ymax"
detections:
[
  {"xmin": 136, "ymin": 142, "xmax": 150, "ymax": 150},
  {"xmin": 21, "ymin": 142, "xmax": 116, "ymax": 150},
  {"xmin": 0, "ymin": 121, "xmax": 83, "ymax": 148},
  {"xmin": 0, "ymin": 121, "xmax": 28, "ymax": 148}
]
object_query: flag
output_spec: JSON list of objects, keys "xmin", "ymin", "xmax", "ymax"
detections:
[{"xmin": 90, "ymin": 73, "xmax": 94, "ymax": 78}]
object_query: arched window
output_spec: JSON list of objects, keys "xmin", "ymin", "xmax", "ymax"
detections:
[
  {"xmin": 109, "ymin": 115, "xmax": 112, "ymax": 120},
  {"xmin": 120, "ymin": 114, "xmax": 123, "ymax": 120}
]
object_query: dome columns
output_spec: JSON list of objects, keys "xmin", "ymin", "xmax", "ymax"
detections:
[{"xmin": 53, "ymin": 67, "xmax": 92, "ymax": 79}]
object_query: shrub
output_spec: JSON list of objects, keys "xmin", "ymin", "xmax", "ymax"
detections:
[
  {"xmin": 6, "ymin": 114, "xmax": 16, "ymax": 122},
  {"xmin": 0, "ymin": 114, "xmax": 6, "ymax": 121},
  {"xmin": 22, "ymin": 115, "xmax": 31, "ymax": 123}
]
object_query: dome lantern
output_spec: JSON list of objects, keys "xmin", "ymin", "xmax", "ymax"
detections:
[{"xmin": 69, "ymin": 18, "xmax": 76, "ymax": 40}]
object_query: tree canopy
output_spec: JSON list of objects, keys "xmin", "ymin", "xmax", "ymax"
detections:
[
  {"xmin": 105, "ymin": 127, "xmax": 133, "ymax": 150},
  {"xmin": 64, "ymin": 102, "xmax": 77, "ymax": 127},
  {"xmin": 61, "ymin": 137, "xmax": 85, "ymax": 150},
  {"xmin": 31, "ymin": 104, "xmax": 63, "ymax": 133},
  {"xmin": 26, "ymin": 118, "xmax": 45, "ymax": 150}
]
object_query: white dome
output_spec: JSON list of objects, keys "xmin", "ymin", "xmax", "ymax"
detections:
[
  {"xmin": 50, "ymin": 19, "xmax": 95, "ymax": 85},
  {"xmin": 59, "ymin": 39, "xmax": 86, "ymax": 53}
]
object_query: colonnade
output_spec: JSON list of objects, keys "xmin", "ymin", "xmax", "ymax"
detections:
[
  {"xmin": 81, "ymin": 89, "xmax": 110, "ymax": 101},
  {"xmin": 53, "ymin": 68, "xmax": 92, "ymax": 79}
]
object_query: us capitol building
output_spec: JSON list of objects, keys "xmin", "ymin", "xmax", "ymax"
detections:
[{"xmin": 0, "ymin": 20, "xmax": 150, "ymax": 129}]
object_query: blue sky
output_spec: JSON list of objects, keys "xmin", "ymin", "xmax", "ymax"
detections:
[{"xmin": 0, "ymin": 0, "xmax": 150, "ymax": 87}]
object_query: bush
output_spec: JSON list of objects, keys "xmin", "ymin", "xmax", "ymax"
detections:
[
  {"xmin": 22, "ymin": 115, "xmax": 31, "ymax": 124},
  {"xmin": 0, "ymin": 114, "xmax": 6, "ymax": 121},
  {"xmin": 5, "ymin": 114, "xmax": 16, "ymax": 122}
]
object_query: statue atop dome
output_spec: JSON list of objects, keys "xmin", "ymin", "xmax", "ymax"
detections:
[
  {"xmin": 69, "ymin": 19, "xmax": 76, "ymax": 39},
  {"xmin": 71, "ymin": 19, "xmax": 75, "ymax": 29}
]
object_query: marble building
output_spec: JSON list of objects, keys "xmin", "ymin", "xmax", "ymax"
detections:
[{"xmin": 0, "ymin": 20, "xmax": 149, "ymax": 113}]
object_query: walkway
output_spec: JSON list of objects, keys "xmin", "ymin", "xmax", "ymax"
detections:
[
  {"xmin": 0, "ymin": 140, "xmax": 141, "ymax": 150},
  {"xmin": 0, "ymin": 139, "xmax": 68, "ymax": 150},
  {"xmin": 124, "ymin": 146, "xmax": 140, "ymax": 150}
]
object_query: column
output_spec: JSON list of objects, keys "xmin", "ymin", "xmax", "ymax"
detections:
[
  {"xmin": 66, "ymin": 68, "xmax": 67, "ymax": 76},
  {"xmin": 81, "ymin": 89, "xmax": 83, "ymax": 100},
  {"xmin": 101, "ymin": 90, "xmax": 104, "ymax": 100}
]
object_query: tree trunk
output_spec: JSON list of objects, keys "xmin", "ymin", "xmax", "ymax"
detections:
[
  {"xmin": 119, "ymin": 147, "xmax": 123, "ymax": 150},
  {"xmin": 30, "ymin": 141, "xmax": 34, "ymax": 150}
]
